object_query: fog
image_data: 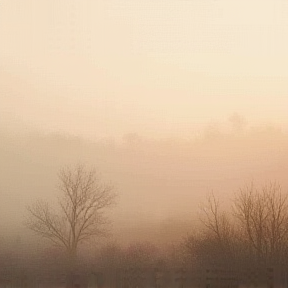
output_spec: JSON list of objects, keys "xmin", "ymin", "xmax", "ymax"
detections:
[
  {"xmin": 1, "ymin": 1, "xmax": 288, "ymax": 286},
  {"xmin": 1, "ymin": 0, "xmax": 288, "ymax": 140},
  {"xmin": 1, "ymin": 123, "xmax": 288, "ymax": 246}
]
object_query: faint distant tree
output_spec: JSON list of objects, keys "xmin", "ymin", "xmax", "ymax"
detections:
[
  {"xmin": 123, "ymin": 242, "xmax": 160, "ymax": 269},
  {"xmin": 203, "ymin": 123, "xmax": 221, "ymax": 140},
  {"xmin": 228, "ymin": 112, "xmax": 246, "ymax": 133},
  {"xmin": 26, "ymin": 165, "xmax": 116, "ymax": 278}
]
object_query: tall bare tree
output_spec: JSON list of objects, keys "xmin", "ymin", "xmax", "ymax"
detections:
[
  {"xmin": 234, "ymin": 182, "xmax": 288, "ymax": 265},
  {"xmin": 197, "ymin": 193, "xmax": 237, "ymax": 266},
  {"xmin": 200, "ymin": 193, "xmax": 235, "ymax": 248},
  {"xmin": 184, "ymin": 183, "xmax": 288, "ymax": 270},
  {"xmin": 26, "ymin": 165, "xmax": 116, "ymax": 265}
]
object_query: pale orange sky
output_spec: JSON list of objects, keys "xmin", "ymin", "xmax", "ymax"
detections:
[{"xmin": 1, "ymin": 0, "xmax": 288, "ymax": 139}]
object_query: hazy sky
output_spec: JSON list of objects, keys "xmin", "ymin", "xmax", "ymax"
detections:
[
  {"xmin": 1, "ymin": 0, "xmax": 288, "ymax": 139},
  {"xmin": 1, "ymin": 1, "xmax": 288, "ymax": 246}
]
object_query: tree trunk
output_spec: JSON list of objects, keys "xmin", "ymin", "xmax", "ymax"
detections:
[{"xmin": 66, "ymin": 249, "xmax": 78, "ymax": 288}]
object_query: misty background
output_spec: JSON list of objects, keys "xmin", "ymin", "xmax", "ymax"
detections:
[
  {"xmin": 1, "ymin": 123, "xmax": 288, "ymax": 249},
  {"xmin": 1, "ymin": 0, "xmax": 288, "ymax": 259}
]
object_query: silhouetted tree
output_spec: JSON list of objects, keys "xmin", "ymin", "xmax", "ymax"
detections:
[
  {"xmin": 26, "ymin": 165, "xmax": 116, "ymax": 286},
  {"xmin": 234, "ymin": 182, "xmax": 288, "ymax": 266},
  {"xmin": 184, "ymin": 182, "xmax": 288, "ymax": 271},
  {"xmin": 200, "ymin": 193, "xmax": 236, "ymax": 262}
]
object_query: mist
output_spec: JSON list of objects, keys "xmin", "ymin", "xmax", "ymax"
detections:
[
  {"xmin": 1, "ymin": 122, "xmax": 287, "ymax": 246},
  {"xmin": 1, "ymin": 0, "xmax": 288, "ymax": 286}
]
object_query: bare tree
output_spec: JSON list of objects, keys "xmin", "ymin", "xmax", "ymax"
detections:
[
  {"xmin": 200, "ymin": 193, "xmax": 235, "ymax": 248},
  {"xmin": 234, "ymin": 182, "xmax": 288, "ymax": 265},
  {"xmin": 26, "ymin": 165, "xmax": 116, "ymax": 265},
  {"xmin": 198, "ymin": 193, "xmax": 237, "ymax": 266},
  {"xmin": 265, "ymin": 183, "xmax": 288, "ymax": 262},
  {"xmin": 185, "ymin": 183, "xmax": 288, "ymax": 271}
]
